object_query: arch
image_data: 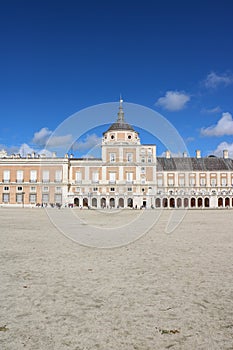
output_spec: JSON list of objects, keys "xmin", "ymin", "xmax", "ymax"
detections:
[
  {"xmin": 162, "ymin": 198, "xmax": 168, "ymax": 208},
  {"xmin": 101, "ymin": 197, "xmax": 106, "ymax": 208},
  {"xmin": 198, "ymin": 197, "xmax": 203, "ymax": 208},
  {"xmin": 218, "ymin": 197, "xmax": 223, "ymax": 207},
  {"xmin": 127, "ymin": 198, "xmax": 133, "ymax": 208},
  {"xmin": 232, "ymin": 197, "xmax": 233, "ymax": 207},
  {"xmin": 83, "ymin": 198, "xmax": 88, "ymax": 207},
  {"xmin": 169, "ymin": 197, "xmax": 175, "ymax": 208},
  {"xmin": 156, "ymin": 198, "xmax": 161, "ymax": 208},
  {"xmin": 110, "ymin": 197, "xmax": 115, "ymax": 208},
  {"xmin": 177, "ymin": 197, "xmax": 182, "ymax": 208},
  {"xmin": 204, "ymin": 197, "xmax": 209, "ymax": 207},
  {"xmin": 92, "ymin": 197, "xmax": 97, "ymax": 207},
  {"xmin": 74, "ymin": 197, "xmax": 79, "ymax": 206},
  {"xmin": 191, "ymin": 197, "xmax": 196, "ymax": 208},
  {"xmin": 225, "ymin": 197, "xmax": 230, "ymax": 207},
  {"xmin": 118, "ymin": 198, "xmax": 124, "ymax": 208},
  {"xmin": 184, "ymin": 198, "xmax": 189, "ymax": 208}
]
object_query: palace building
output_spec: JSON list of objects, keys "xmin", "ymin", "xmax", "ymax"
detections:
[{"xmin": 1, "ymin": 100, "xmax": 233, "ymax": 209}]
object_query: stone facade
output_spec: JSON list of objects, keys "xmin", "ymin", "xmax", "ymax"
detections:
[{"xmin": 1, "ymin": 103, "xmax": 233, "ymax": 208}]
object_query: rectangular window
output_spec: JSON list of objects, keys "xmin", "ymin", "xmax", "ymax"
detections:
[
  {"xmin": 42, "ymin": 170, "xmax": 49, "ymax": 183},
  {"xmin": 43, "ymin": 186, "xmax": 49, "ymax": 192},
  {"xmin": 92, "ymin": 172, "xmax": 99, "ymax": 183},
  {"xmin": 17, "ymin": 186, "xmax": 23, "ymax": 191},
  {"xmin": 148, "ymin": 157, "xmax": 152, "ymax": 163},
  {"xmin": 16, "ymin": 170, "xmax": 24, "ymax": 183},
  {"xmin": 221, "ymin": 177, "xmax": 227, "ymax": 186},
  {"xmin": 200, "ymin": 177, "xmax": 206, "ymax": 186},
  {"xmin": 189, "ymin": 177, "xmax": 195, "ymax": 186},
  {"xmin": 110, "ymin": 187, "xmax": 115, "ymax": 192},
  {"xmin": 75, "ymin": 171, "xmax": 82, "ymax": 183},
  {"xmin": 30, "ymin": 170, "xmax": 37, "ymax": 182},
  {"xmin": 3, "ymin": 193, "xmax": 9, "ymax": 203},
  {"xmin": 42, "ymin": 193, "xmax": 49, "ymax": 203},
  {"xmin": 141, "ymin": 167, "xmax": 145, "ymax": 173},
  {"xmin": 127, "ymin": 153, "xmax": 133, "ymax": 162},
  {"xmin": 157, "ymin": 177, "xmax": 163, "ymax": 186},
  {"xmin": 141, "ymin": 157, "xmax": 145, "ymax": 163},
  {"xmin": 93, "ymin": 187, "xmax": 98, "ymax": 192},
  {"xmin": 211, "ymin": 178, "xmax": 217, "ymax": 186},
  {"xmin": 109, "ymin": 172, "xmax": 116, "ymax": 183},
  {"xmin": 168, "ymin": 179, "xmax": 174, "ymax": 186},
  {"xmin": 4, "ymin": 186, "xmax": 9, "ymax": 191},
  {"xmin": 127, "ymin": 187, "xmax": 132, "ymax": 192},
  {"xmin": 179, "ymin": 177, "xmax": 185, "ymax": 186},
  {"xmin": 110, "ymin": 153, "xmax": 116, "ymax": 162},
  {"xmin": 3, "ymin": 170, "xmax": 10, "ymax": 183},
  {"xmin": 16, "ymin": 193, "xmax": 23, "ymax": 203},
  {"xmin": 30, "ymin": 186, "xmax": 36, "ymax": 192},
  {"xmin": 54, "ymin": 194, "xmax": 62, "ymax": 204},
  {"xmin": 55, "ymin": 187, "xmax": 62, "ymax": 192},
  {"xmin": 75, "ymin": 187, "xmax": 80, "ymax": 192},
  {"xmin": 126, "ymin": 172, "xmax": 133, "ymax": 183},
  {"xmin": 55, "ymin": 170, "xmax": 62, "ymax": 182},
  {"xmin": 29, "ymin": 194, "xmax": 37, "ymax": 203}
]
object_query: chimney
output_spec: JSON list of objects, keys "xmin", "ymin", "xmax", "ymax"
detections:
[
  {"xmin": 223, "ymin": 149, "xmax": 229, "ymax": 159},
  {"xmin": 183, "ymin": 151, "xmax": 187, "ymax": 158},
  {"xmin": 196, "ymin": 150, "xmax": 201, "ymax": 159},
  {"xmin": 165, "ymin": 150, "xmax": 171, "ymax": 159}
]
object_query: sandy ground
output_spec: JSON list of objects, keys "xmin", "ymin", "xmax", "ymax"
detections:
[{"xmin": 0, "ymin": 208, "xmax": 233, "ymax": 350}]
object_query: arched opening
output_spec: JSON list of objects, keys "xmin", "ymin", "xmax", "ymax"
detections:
[
  {"xmin": 218, "ymin": 197, "xmax": 223, "ymax": 207},
  {"xmin": 127, "ymin": 198, "xmax": 133, "ymax": 208},
  {"xmin": 156, "ymin": 198, "xmax": 161, "ymax": 208},
  {"xmin": 169, "ymin": 197, "xmax": 175, "ymax": 208},
  {"xmin": 162, "ymin": 198, "xmax": 168, "ymax": 208},
  {"xmin": 83, "ymin": 198, "xmax": 88, "ymax": 207},
  {"xmin": 74, "ymin": 197, "xmax": 79, "ymax": 206},
  {"xmin": 184, "ymin": 198, "xmax": 189, "ymax": 208},
  {"xmin": 177, "ymin": 198, "xmax": 182, "ymax": 208},
  {"xmin": 118, "ymin": 198, "xmax": 124, "ymax": 208},
  {"xmin": 225, "ymin": 197, "xmax": 230, "ymax": 207},
  {"xmin": 92, "ymin": 197, "xmax": 97, "ymax": 207},
  {"xmin": 191, "ymin": 197, "xmax": 196, "ymax": 208},
  {"xmin": 204, "ymin": 197, "xmax": 209, "ymax": 207},
  {"xmin": 232, "ymin": 198, "xmax": 233, "ymax": 207},
  {"xmin": 101, "ymin": 197, "xmax": 106, "ymax": 208},
  {"xmin": 198, "ymin": 197, "xmax": 203, "ymax": 208},
  {"xmin": 110, "ymin": 197, "xmax": 115, "ymax": 208}
]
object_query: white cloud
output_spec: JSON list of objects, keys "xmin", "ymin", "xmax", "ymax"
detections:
[
  {"xmin": 32, "ymin": 127, "xmax": 73, "ymax": 148},
  {"xmin": 155, "ymin": 91, "xmax": 190, "ymax": 111},
  {"xmin": 212, "ymin": 142, "xmax": 233, "ymax": 158},
  {"xmin": 73, "ymin": 134, "xmax": 102, "ymax": 152},
  {"xmin": 203, "ymin": 72, "xmax": 233, "ymax": 89},
  {"xmin": 201, "ymin": 106, "xmax": 221, "ymax": 114},
  {"xmin": 201, "ymin": 112, "xmax": 233, "ymax": 136},
  {"xmin": 32, "ymin": 127, "xmax": 52, "ymax": 146}
]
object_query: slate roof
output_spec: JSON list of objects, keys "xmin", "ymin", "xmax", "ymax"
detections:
[{"xmin": 157, "ymin": 157, "xmax": 233, "ymax": 171}]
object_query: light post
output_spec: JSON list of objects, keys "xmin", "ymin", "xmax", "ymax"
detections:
[{"xmin": 22, "ymin": 192, "xmax": 25, "ymax": 208}]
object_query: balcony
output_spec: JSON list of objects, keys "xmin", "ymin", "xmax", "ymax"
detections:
[
  {"xmin": 109, "ymin": 180, "xmax": 116, "ymax": 184},
  {"xmin": 30, "ymin": 179, "xmax": 37, "ymax": 183},
  {"xmin": 42, "ymin": 179, "xmax": 50, "ymax": 183},
  {"xmin": 16, "ymin": 179, "xmax": 24, "ymax": 183},
  {"xmin": 2, "ymin": 179, "xmax": 10, "ymax": 183}
]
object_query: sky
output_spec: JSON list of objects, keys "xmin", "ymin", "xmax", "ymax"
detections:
[{"xmin": 0, "ymin": 0, "xmax": 233, "ymax": 158}]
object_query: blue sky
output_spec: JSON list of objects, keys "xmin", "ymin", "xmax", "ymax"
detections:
[{"xmin": 0, "ymin": 0, "xmax": 233, "ymax": 157}]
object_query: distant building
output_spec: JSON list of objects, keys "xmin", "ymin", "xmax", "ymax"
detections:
[{"xmin": 1, "ymin": 100, "xmax": 233, "ymax": 208}]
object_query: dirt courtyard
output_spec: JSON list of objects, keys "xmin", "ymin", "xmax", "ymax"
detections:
[{"xmin": 0, "ymin": 208, "xmax": 233, "ymax": 350}]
